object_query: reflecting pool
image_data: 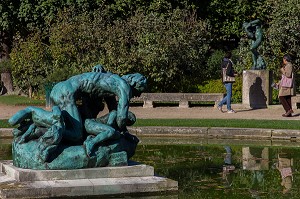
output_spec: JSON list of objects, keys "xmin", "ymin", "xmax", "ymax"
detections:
[
  {"xmin": 2, "ymin": 137, "xmax": 300, "ymax": 198},
  {"xmin": 132, "ymin": 137, "xmax": 300, "ymax": 199}
]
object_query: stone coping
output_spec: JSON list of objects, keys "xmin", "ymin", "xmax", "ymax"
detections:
[
  {"xmin": 2, "ymin": 127, "xmax": 300, "ymax": 140},
  {"xmin": 127, "ymin": 126, "xmax": 300, "ymax": 140}
]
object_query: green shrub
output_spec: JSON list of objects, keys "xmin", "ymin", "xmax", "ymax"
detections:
[
  {"xmin": 197, "ymin": 79, "xmax": 225, "ymax": 93},
  {"xmin": 295, "ymin": 73, "xmax": 300, "ymax": 94},
  {"xmin": 0, "ymin": 60, "xmax": 12, "ymax": 73},
  {"xmin": 232, "ymin": 76, "xmax": 242, "ymax": 103},
  {"xmin": 101, "ymin": 9, "xmax": 211, "ymax": 92},
  {"xmin": 206, "ymin": 50, "xmax": 224, "ymax": 79},
  {"xmin": 10, "ymin": 33, "xmax": 52, "ymax": 97},
  {"xmin": 10, "ymin": 7, "xmax": 212, "ymax": 94},
  {"xmin": 198, "ymin": 76, "xmax": 282, "ymax": 104},
  {"xmin": 272, "ymin": 89, "xmax": 279, "ymax": 104},
  {"xmin": 197, "ymin": 76, "xmax": 242, "ymax": 103}
]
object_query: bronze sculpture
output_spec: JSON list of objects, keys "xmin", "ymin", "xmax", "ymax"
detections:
[
  {"xmin": 9, "ymin": 67, "xmax": 147, "ymax": 169},
  {"xmin": 243, "ymin": 19, "xmax": 266, "ymax": 70}
]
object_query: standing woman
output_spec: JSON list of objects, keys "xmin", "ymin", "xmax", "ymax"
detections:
[
  {"xmin": 279, "ymin": 54, "xmax": 295, "ymax": 117},
  {"xmin": 217, "ymin": 51, "xmax": 236, "ymax": 113}
]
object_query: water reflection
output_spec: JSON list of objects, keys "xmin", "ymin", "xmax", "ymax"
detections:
[
  {"xmin": 242, "ymin": 147, "xmax": 269, "ymax": 170},
  {"xmin": 222, "ymin": 146, "xmax": 235, "ymax": 188},
  {"xmin": 0, "ymin": 141, "xmax": 12, "ymax": 160},
  {"xmin": 1, "ymin": 137, "xmax": 300, "ymax": 198},
  {"xmin": 133, "ymin": 137, "xmax": 300, "ymax": 198},
  {"xmin": 277, "ymin": 153, "xmax": 293, "ymax": 194}
]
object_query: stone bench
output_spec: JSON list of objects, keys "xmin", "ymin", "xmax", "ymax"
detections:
[
  {"xmin": 130, "ymin": 93, "xmax": 224, "ymax": 108},
  {"xmin": 292, "ymin": 94, "xmax": 300, "ymax": 109}
]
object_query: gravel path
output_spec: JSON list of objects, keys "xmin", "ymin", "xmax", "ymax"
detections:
[
  {"xmin": 129, "ymin": 105, "xmax": 300, "ymax": 120},
  {"xmin": 0, "ymin": 104, "xmax": 299, "ymax": 120}
]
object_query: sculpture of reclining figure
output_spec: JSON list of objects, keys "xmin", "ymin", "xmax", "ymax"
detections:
[{"xmin": 84, "ymin": 110, "xmax": 137, "ymax": 156}]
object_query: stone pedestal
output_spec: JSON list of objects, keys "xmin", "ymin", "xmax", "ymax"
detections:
[
  {"xmin": 242, "ymin": 70, "xmax": 272, "ymax": 109},
  {"xmin": 0, "ymin": 161, "xmax": 178, "ymax": 198}
]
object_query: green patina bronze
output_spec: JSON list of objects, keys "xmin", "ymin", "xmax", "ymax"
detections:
[
  {"xmin": 8, "ymin": 67, "xmax": 147, "ymax": 169},
  {"xmin": 243, "ymin": 19, "xmax": 266, "ymax": 70}
]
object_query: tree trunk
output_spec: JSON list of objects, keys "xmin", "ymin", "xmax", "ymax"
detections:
[
  {"xmin": 1, "ymin": 72, "xmax": 13, "ymax": 94},
  {"xmin": 28, "ymin": 86, "xmax": 33, "ymax": 98},
  {"xmin": 0, "ymin": 31, "xmax": 14, "ymax": 94}
]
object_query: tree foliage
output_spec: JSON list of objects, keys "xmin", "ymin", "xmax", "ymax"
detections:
[
  {"xmin": 10, "ymin": 33, "xmax": 52, "ymax": 96},
  {"xmin": 101, "ymin": 10, "xmax": 211, "ymax": 92},
  {"xmin": 235, "ymin": 0, "xmax": 300, "ymax": 74},
  {"xmin": 48, "ymin": 8, "xmax": 103, "ymax": 80},
  {"xmin": 0, "ymin": 1, "xmax": 20, "ymax": 31},
  {"xmin": 266, "ymin": 0, "xmax": 300, "ymax": 68},
  {"xmin": 46, "ymin": 8, "xmax": 211, "ymax": 92},
  {"xmin": 206, "ymin": 0, "xmax": 262, "ymax": 49},
  {"xmin": 1, "ymin": 0, "xmax": 299, "ymax": 95}
]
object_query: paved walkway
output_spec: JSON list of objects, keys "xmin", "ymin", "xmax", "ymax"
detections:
[
  {"xmin": 1, "ymin": 104, "xmax": 300, "ymax": 140},
  {"xmin": 129, "ymin": 104, "xmax": 300, "ymax": 120},
  {"xmin": 0, "ymin": 104, "xmax": 299, "ymax": 120}
]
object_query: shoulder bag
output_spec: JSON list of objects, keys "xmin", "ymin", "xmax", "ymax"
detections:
[
  {"xmin": 222, "ymin": 63, "xmax": 235, "ymax": 83},
  {"xmin": 280, "ymin": 73, "xmax": 293, "ymax": 88}
]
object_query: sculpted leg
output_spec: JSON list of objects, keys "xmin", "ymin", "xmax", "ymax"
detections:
[
  {"xmin": 84, "ymin": 119, "xmax": 120, "ymax": 156},
  {"xmin": 9, "ymin": 106, "xmax": 64, "ymax": 138},
  {"xmin": 9, "ymin": 106, "xmax": 62, "ymax": 127},
  {"xmin": 60, "ymin": 104, "xmax": 83, "ymax": 142},
  {"xmin": 8, "ymin": 106, "xmax": 36, "ymax": 126},
  {"xmin": 38, "ymin": 124, "xmax": 63, "ymax": 162},
  {"xmin": 18, "ymin": 124, "xmax": 36, "ymax": 144}
]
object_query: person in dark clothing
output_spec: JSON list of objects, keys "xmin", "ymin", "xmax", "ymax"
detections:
[{"xmin": 217, "ymin": 51, "xmax": 236, "ymax": 113}]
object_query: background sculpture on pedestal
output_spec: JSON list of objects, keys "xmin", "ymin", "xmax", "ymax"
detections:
[
  {"xmin": 243, "ymin": 19, "xmax": 266, "ymax": 70},
  {"xmin": 9, "ymin": 67, "xmax": 147, "ymax": 170}
]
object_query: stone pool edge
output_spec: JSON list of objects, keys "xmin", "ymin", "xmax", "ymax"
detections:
[
  {"xmin": 1, "ymin": 127, "xmax": 300, "ymax": 140},
  {"xmin": 128, "ymin": 126, "xmax": 300, "ymax": 141}
]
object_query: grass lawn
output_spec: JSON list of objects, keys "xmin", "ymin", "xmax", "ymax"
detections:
[
  {"xmin": 0, "ymin": 95, "xmax": 44, "ymax": 106},
  {"xmin": 134, "ymin": 118, "xmax": 300, "ymax": 130},
  {"xmin": 0, "ymin": 120, "xmax": 11, "ymax": 128},
  {"xmin": 3, "ymin": 118, "xmax": 299, "ymax": 130}
]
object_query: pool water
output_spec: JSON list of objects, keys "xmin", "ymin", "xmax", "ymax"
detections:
[
  {"xmin": 132, "ymin": 137, "xmax": 300, "ymax": 199},
  {"xmin": 1, "ymin": 137, "xmax": 300, "ymax": 199}
]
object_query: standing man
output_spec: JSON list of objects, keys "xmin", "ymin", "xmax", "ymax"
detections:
[{"xmin": 217, "ymin": 51, "xmax": 236, "ymax": 113}]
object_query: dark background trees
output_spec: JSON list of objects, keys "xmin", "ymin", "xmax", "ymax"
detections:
[{"xmin": 0, "ymin": 0, "xmax": 299, "ymax": 96}]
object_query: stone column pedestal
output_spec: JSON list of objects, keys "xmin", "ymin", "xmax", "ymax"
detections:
[{"xmin": 242, "ymin": 70, "xmax": 272, "ymax": 109}]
